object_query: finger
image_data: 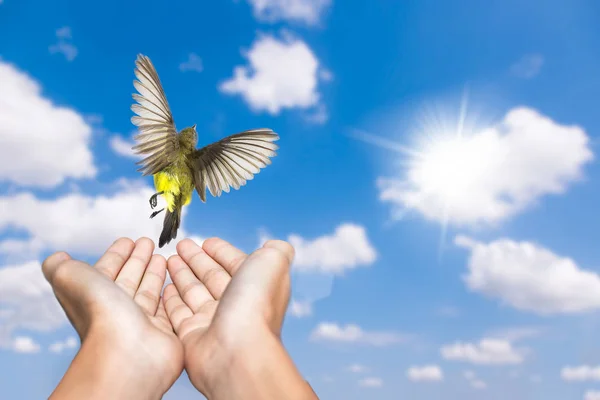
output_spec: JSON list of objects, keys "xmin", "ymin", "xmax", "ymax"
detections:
[
  {"xmin": 115, "ymin": 237, "xmax": 154, "ymax": 297},
  {"xmin": 163, "ymin": 283, "xmax": 193, "ymax": 332},
  {"xmin": 94, "ymin": 238, "xmax": 135, "ymax": 279},
  {"xmin": 226, "ymin": 242, "xmax": 293, "ymax": 332},
  {"xmin": 263, "ymin": 240, "xmax": 294, "ymax": 317},
  {"xmin": 200, "ymin": 237, "xmax": 247, "ymax": 276},
  {"xmin": 155, "ymin": 297, "xmax": 172, "ymax": 331},
  {"xmin": 262, "ymin": 240, "xmax": 295, "ymax": 264},
  {"xmin": 134, "ymin": 254, "xmax": 166, "ymax": 316},
  {"xmin": 178, "ymin": 238, "xmax": 236, "ymax": 299},
  {"xmin": 42, "ymin": 252, "xmax": 72, "ymax": 284},
  {"xmin": 167, "ymin": 255, "xmax": 214, "ymax": 311}
]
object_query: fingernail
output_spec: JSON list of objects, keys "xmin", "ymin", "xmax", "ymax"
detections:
[{"xmin": 48, "ymin": 251, "xmax": 71, "ymax": 265}]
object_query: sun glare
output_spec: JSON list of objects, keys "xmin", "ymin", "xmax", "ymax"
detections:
[
  {"xmin": 351, "ymin": 87, "xmax": 494, "ymax": 256},
  {"xmin": 409, "ymin": 133, "xmax": 488, "ymax": 205}
]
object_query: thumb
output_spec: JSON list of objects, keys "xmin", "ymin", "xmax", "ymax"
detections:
[
  {"xmin": 220, "ymin": 240, "xmax": 294, "ymax": 332},
  {"xmin": 42, "ymin": 251, "xmax": 72, "ymax": 284}
]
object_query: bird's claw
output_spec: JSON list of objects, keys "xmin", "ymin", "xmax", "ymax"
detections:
[
  {"xmin": 150, "ymin": 208, "xmax": 164, "ymax": 219},
  {"xmin": 149, "ymin": 194, "xmax": 158, "ymax": 209}
]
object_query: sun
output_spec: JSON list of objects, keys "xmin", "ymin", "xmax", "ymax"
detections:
[{"xmin": 350, "ymin": 88, "xmax": 486, "ymax": 257}]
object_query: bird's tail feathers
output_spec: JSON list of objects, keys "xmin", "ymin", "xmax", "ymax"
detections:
[{"xmin": 159, "ymin": 206, "xmax": 181, "ymax": 248}]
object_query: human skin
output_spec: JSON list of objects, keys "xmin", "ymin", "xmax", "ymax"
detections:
[
  {"xmin": 163, "ymin": 237, "xmax": 319, "ymax": 399},
  {"xmin": 43, "ymin": 237, "xmax": 318, "ymax": 400},
  {"xmin": 42, "ymin": 238, "xmax": 184, "ymax": 400}
]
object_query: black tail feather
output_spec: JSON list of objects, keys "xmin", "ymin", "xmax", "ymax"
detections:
[{"xmin": 159, "ymin": 206, "xmax": 181, "ymax": 248}]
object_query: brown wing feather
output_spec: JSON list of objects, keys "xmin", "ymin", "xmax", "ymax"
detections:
[
  {"xmin": 190, "ymin": 129, "xmax": 279, "ymax": 202},
  {"xmin": 130, "ymin": 54, "xmax": 179, "ymax": 176}
]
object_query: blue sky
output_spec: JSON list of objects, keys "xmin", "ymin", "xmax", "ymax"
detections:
[{"xmin": 1, "ymin": 0, "xmax": 600, "ymax": 399}]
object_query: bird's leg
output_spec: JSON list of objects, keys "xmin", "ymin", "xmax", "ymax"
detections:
[
  {"xmin": 149, "ymin": 191, "xmax": 164, "ymax": 209},
  {"xmin": 150, "ymin": 208, "xmax": 165, "ymax": 219}
]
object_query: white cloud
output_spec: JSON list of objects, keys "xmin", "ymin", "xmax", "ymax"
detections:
[
  {"xmin": 0, "ymin": 60, "xmax": 96, "ymax": 188},
  {"xmin": 347, "ymin": 363, "xmax": 368, "ymax": 373},
  {"xmin": 456, "ymin": 236, "xmax": 600, "ymax": 315},
  {"xmin": 49, "ymin": 336, "xmax": 78, "ymax": 353},
  {"xmin": 463, "ymin": 370, "xmax": 487, "ymax": 389},
  {"xmin": 0, "ymin": 261, "xmax": 66, "ymax": 348},
  {"xmin": 304, "ymin": 103, "xmax": 329, "ymax": 125},
  {"xmin": 585, "ymin": 391, "xmax": 600, "ymax": 400},
  {"xmin": 378, "ymin": 107, "xmax": 593, "ymax": 227},
  {"xmin": 407, "ymin": 365, "xmax": 443, "ymax": 382},
  {"xmin": 246, "ymin": 0, "xmax": 331, "ymax": 25},
  {"xmin": 220, "ymin": 34, "xmax": 326, "ymax": 116},
  {"xmin": 13, "ymin": 336, "xmax": 41, "ymax": 353},
  {"xmin": 56, "ymin": 26, "xmax": 72, "ymax": 39},
  {"xmin": 471, "ymin": 379, "xmax": 487, "ymax": 389},
  {"xmin": 179, "ymin": 53, "xmax": 203, "ymax": 73},
  {"xmin": 485, "ymin": 327, "xmax": 543, "ymax": 342},
  {"xmin": 561, "ymin": 366, "xmax": 600, "ymax": 382},
  {"xmin": 289, "ymin": 223, "xmax": 376, "ymax": 274},
  {"xmin": 310, "ymin": 322, "xmax": 408, "ymax": 346},
  {"xmin": 463, "ymin": 370, "xmax": 476, "ymax": 380},
  {"xmin": 358, "ymin": 377, "xmax": 383, "ymax": 388},
  {"xmin": 0, "ymin": 181, "xmax": 204, "ymax": 259},
  {"xmin": 288, "ymin": 299, "xmax": 312, "ymax": 317},
  {"xmin": 441, "ymin": 338, "xmax": 525, "ymax": 365},
  {"xmin": 510, "ymin": 54, "xmax": 544, "ymax": 79},
  {"xmin": 49, "ymin": 26, "xmax": 78, "ymax": 61},
  {"xmin": 110, "ymin": 135, "xmax": 139, "ymax": 159}
]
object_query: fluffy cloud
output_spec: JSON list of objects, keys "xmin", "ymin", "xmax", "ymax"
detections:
[
  {"xmin": 246, "ymin": 0, "xmax": 331, "ymax": 25},
  {"xmin": 109, "ymin": 135, "xmax": 138, "ymax": 159},
  {"xmin": 0, "ymin": 261, "xmax": 66, "ymax": 348},
  {"xmin": 456, "ymin": 236, "xmax": 600, "ymax": 314},
  {"xmin": 463, "ymin": 370, "xmax": 487, "ymax": 389},
  {"xmin": 220, "ymin": 34, "xmax": 328, "ymax": 117},
  {"xmin": 0, "ymin": 181, "xmax": 204, "ymax": 259},
  {"xmin": 378, "ymin": 107, "xmax": 593, "ymax": 227},
  {"xmin": 289, "ymin": 223, "xmax": 376, "ymax": 274},
  {"xmin": 561, "ymin": 366, "xmax": 600, "ymax": 382},
  {"xmin": 510, "ymin": 54, "xmax": 544, "ymax": 79},
  {"xmin": 407, "ymin": 365, "xmax": 444, "ymax": 382},
  {"xmin": 485, "ymin": 327, "xmax": 543, "ymax": 341},
  {"xmin": 49, "ymin": 336, "xmax": 78, "ymax": 353},
  {"xmin": 441, "ymin": 338, "xmax": 525, "ymax": 365},
  {"xmin": 471, "ymin": 379, "xmax": 487, "ymax": 389},
  {"xmin": 310, "ymin": 322, "xmax": 408, "ymax": 346},
  {"xmin": 358, "ymin": 377, "xmax": 382, "ymax": 388},
  {"xmin": 0, "ymin": 60, "xmax": 96, "ymax": 188},
  {"xmin": 288, "ymin": 299, "xmax": 312, "ymax": 317},
  {"xmin": 49, "ymin": 26, "xmax": 78, "ymax": 61},
  {"xmin": 585, "ymin": 391, "xmax": 600, "ymax": 400},
  {"xmin": 347, "ymin": 363, "xmax": 368, "ymax": 373},
  {"xmin": 179, "ymin": 53, "xmax": 203, "ymax": 73},
  {"xmin": 12, "ymin": 336, "xmax": 41, "ymax": 353}
]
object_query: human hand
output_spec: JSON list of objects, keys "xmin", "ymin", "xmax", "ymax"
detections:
[
  {"xmin": 163, "ymin": 237, "xmax": 317, "ymax": 399},
  {"xmin": 43, "ymin": 238, "xmax": 184, "ymax": 400}
]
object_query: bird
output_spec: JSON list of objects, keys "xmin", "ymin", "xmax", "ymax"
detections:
[{"xmin": 130, "ymin": 54, "xmax": 279, "ymax": 248}]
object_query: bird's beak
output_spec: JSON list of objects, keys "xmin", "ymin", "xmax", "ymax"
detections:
[{"xmin": 192, "ymin": 124, "xmax": 197, "ymax": 131}]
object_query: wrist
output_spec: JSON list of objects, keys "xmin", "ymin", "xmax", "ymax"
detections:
[
  {"xmin": 51, "ymin": 329, "xmax": 166, "ymax": 400},
  {"xmin": 198, "ymin": 325, "xmax": 317, "ymax": 400}
]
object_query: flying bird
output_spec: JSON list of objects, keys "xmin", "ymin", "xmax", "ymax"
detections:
[{"xmin": 130, "ymin": 54, "xmax": 279, "ymax": 248}]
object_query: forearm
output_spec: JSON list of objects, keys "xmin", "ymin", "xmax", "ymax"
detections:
[
  {"xmin": 205, "ymin": 332, "xmax": 318, "ymax": 400},
  {"xmin": 49, "ymin": 332, "xmax": 165, "ymax": 400}
]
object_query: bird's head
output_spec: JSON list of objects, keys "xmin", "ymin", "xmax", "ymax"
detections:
[{"xmin": 180, "ymin": 124, "xmax": 198, "ymax": 149}]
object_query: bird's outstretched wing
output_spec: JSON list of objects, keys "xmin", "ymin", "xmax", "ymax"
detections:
[
  {"xmin": 190, "ymin": 129, "xmax": 279, "ymax": 202},
  {"xmin": 131, "ymin": 54, "xmax": 179, "ymax": 176}
]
